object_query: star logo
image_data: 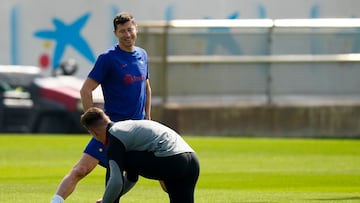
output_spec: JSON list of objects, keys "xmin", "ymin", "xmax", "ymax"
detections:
[{"xmin": 34, "ymin": 13, "xmax": 96, "ymax": 69}]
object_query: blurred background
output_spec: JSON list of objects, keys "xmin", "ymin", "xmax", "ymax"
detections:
[{"xmin": 1, "ymin": 0, "xmax": 360, "ymax": 137}]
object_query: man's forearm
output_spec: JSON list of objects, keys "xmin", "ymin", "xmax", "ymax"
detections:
[
  {"xmin": 145, "ymin": 80, "xmax": 152, "ymax": 119},
  {"xmin": 80, "ymin": 91, "xmax": 94, "ymax": 112},
  {"xmin": 102, "ymin": 160, "xmax": 123, "ymax": 203},
  {"xmin": 50, "ymin": 174, "xmax": 78, "ymax": 203}
]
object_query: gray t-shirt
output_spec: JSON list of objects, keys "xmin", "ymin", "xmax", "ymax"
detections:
[
  {"xmin": 108, "ymin": 119, "xmax": 194, "ymax": 157},
  {"xmin": 102, "ymin": 120, "xmax": 196, "ymax": 203}
]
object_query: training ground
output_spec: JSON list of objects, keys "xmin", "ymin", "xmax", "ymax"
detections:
[{"xmin": 0, "ymin": 135, "xmax": 359, "ymax": 202}]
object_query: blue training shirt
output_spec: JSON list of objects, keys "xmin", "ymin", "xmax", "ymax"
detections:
[
  {"xmin": 88, "ymin": 44, "xmax": 149, "ymax": 121},
  {"xmin": 84, "ymin": 44, "xmax": 149, "ymax": 167}
]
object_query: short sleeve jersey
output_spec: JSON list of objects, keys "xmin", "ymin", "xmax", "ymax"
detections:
[
  {"xmin": 84, "ymin": 45, "xmax": 149, "ymax": 167},
  {"xmin": 88, "ymin": 44, "xmax": 149, "ymax": 121}
]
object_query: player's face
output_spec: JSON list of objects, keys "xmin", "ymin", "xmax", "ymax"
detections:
[{"xmin": 114, "ymin": 21, "xmax": 137, "ymax": 52}]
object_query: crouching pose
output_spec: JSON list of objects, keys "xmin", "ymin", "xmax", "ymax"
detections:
[{"xmin": 80, "ymin": 107, "xmax": 200, "ymax": 203}]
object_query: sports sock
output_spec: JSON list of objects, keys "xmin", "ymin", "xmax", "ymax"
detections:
[{"xmin": 50, "ymin": 194, "xmax": 64, "ymax": 203}]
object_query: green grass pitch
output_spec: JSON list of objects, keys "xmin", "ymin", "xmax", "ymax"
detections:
[{"xmin": 0, "ymin": 135, "xmax": 359, "ymax": 203}]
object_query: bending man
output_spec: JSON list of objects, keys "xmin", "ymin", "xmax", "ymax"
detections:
[{"xmin": 81, "ymin": 107, "xmax": 200, "ymax": 203}]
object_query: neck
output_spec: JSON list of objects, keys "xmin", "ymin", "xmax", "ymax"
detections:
[{"xmin": 118, "ymin": 44, "xmax": 134, "ymax": 52}]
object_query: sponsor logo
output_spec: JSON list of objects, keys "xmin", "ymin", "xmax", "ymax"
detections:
[{"xmin": 123, "ymin": 74, "xmax": 146, "ymax": 85}]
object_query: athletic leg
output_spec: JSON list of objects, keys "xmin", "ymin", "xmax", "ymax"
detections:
[
  {"xmin": 124, "ymin": 152, "xmax": 200, "ymax": 203},
  {"xmin": 164, "ymin": 153, "xmax": 200, "ymax": 203}
]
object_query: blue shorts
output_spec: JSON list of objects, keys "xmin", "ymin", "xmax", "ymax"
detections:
[{"xmin": 84, "ymin": 137, "xmax": 107, "ymax": 168}]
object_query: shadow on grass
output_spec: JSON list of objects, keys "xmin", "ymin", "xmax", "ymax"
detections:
[{"xmin": 307, "ymin": 196, "xmax": 360, "ymax": 201}]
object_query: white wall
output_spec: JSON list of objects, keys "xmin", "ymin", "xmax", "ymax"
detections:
[{"xmin": 1, "ymin": 0, "xmax": 360, "ymax": 78}]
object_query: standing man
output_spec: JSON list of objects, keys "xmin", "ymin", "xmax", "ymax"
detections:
[
  {"xmin": 81, "ymin": 107, "xmax": 200, "ymax": 203},
  {"xmin": 50, "ymin": 12, "xmax": 151, "ymax": 203}
]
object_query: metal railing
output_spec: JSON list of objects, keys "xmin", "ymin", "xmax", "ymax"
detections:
[{"xmin": 137, "ymin": 18, "xmax": 360, "ymax": 104}]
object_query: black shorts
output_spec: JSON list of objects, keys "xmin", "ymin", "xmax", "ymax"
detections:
[{"xmin": 124, "ymin": 151, "xmax": 200, "ymax": 203}]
